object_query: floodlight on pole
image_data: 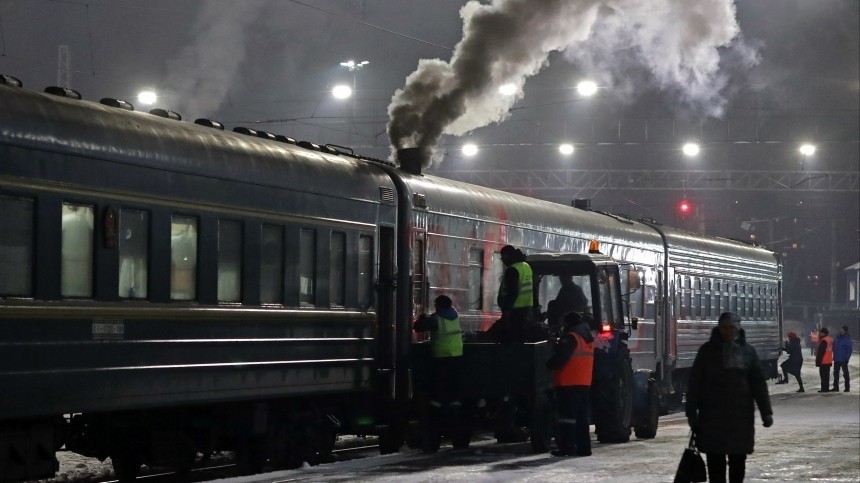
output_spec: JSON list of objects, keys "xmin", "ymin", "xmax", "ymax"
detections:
[
  {"xmin": 332, "ymin": 84, "xmax": 352, "ymax": 99},
  {"xmin": 340, "ymin": 59, "xmax": 369, "ymax": 72},
  {"xmin": 576, "ymin": 80, "xmax": 598, "ymax": 97},
  {"xmin": 799, "ymin": 144, "xmax": 816, "ymax": 156},
  {"xmin": 462, "ymin": 143, "xmax": 478, "ymax": 157},
  {"xmin": 559, "ymin": 143, "xmax": 574, "ymax": 155},
  {"xmin": 137, "ymin": 90, "xmax": 157, "ymax": 106},
  {"xmin": 682, "ymin": 142, "xmax": 700, "ymax": 157}
]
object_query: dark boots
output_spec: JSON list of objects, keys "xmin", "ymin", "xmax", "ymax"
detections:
[{"xmin": 776, "ymin": 372, "xmax": 789, "ymax": 384}]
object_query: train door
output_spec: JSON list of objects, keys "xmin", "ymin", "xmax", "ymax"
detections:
[
  {"xmin": 376, "ymin": 226, "xmax": 396, "ymax": 399},
  {"xmin": 411, "ymin": 229, "xmax": 427, "ymax": 319}
]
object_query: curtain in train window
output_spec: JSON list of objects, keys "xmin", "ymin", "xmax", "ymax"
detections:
[
  {"xmin": 299, "ymin": 229, "xmax": 316, "ymax": 306},
  {"xmin": 0, "ymin": 196, "xmax": 33, "ymax": 296},
  {"xmin": 118, "ymin": 209, "xmax": 148, "ymax": 299},
  {"xmin": 260, "ymin": 224, "xmax": 284, "ymax": 305},
  {"xmin": 61, "ymin": 203, "xmax": 94, "ymax": 297},
  {"xmin": 358, "ymin": 235, "xmax": 373, "ymax": 308},
  {"xmin": 490, "ymin": 252, "xmax": 504, "ymax": 312},
  {"xmin": 468, "ymin": 248, "xmax": 483, "ymax": 310},
  {"xmin": 330, "ymin": 232, "xmax": 346, "ymax": 307},
  {"xmin": 217, "ymin": 220, "xmax": 242, "ymax": 302},
  {"xmin": 170, "ymin": 216, "xmax": 197, "ymax": 300}
]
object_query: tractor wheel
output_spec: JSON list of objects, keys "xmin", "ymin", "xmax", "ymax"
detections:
[
  {"xmin": 593, "ymin": 355, "xmax": 632, "ymax": 444},
  {"xmin": 633, "ymin": 382, "xmax": 659, "ymax": 439}
]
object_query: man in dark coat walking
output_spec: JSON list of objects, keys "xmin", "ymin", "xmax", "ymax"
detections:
[
  {"xmin": 776, "ymin": 331, "xmax": 804, "ymax": 392},
  {"xmin": 686, "ymin": 312, "xmax": 773, "ymax": 483}
]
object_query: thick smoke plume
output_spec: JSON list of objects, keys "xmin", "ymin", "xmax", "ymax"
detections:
[
  {"xmin": 165, "ymin": 2, "xmax": 264, "ymax": 118},
  {"xmin": 387, "ymin": 0, "xmax": 757, "ymax": 166}
]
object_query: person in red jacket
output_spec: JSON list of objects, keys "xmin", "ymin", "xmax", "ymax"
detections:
[
  {"xmin": 815, "ymin": 327, "xmax": 834, "ymax": 392},
  {"xmin": 546, "ymin": 311, "xmax": 594, "ymax": 457}
]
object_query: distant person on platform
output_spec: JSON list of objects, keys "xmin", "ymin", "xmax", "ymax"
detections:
[
  {"xmin": 686, "ymin": 312, "xmax": 773, "ymax": 483},
  {"xmin": 489, "ymin": 245, "xmax": 535, "ymax": 342},
  {"xmin": 414, "ymin": 295, "xmax": 464, "ymax": 407},
  {"xmin": 546, "ymin": 311, "xmax": 594, "ymax": 457},
  {"xmin": 832, "ymin": 325, "xmax": 852, "ymax": 392},
  {"xmin": 815, "ymin": 327, "xmax": 834, "ymax": 392},
  {"xmin": 776, "ymin": 331, "xmax": 804, "ymax": 392},
  {"xmin": 809, "ymin": 328, "xmax": 819, "ymax": 356}
]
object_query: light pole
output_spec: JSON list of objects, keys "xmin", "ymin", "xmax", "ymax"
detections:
[
  {"xmin": 339, "ymin": 60, "xmax": 369, "ymax": 128},
  {"xmin": 799, "ymin": 143, "xmax": 815, "ymax": 171}
]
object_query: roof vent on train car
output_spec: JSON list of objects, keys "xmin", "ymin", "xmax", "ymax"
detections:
[
  {"xmin": 100, "ymin": 98, "xmax": 134, "ymax": 111},
  {"xmin": 397, "ymin": 147, "xmax": 424, "ymax": 175},
  {"xmin": 194, "ymin": 118, "xmax": 225, "ymax": 130},
  {"xmin": 256, "ymin": 131, "xmax": 277, "ymax": 141},
  {"xmin": 0, "ymin": 75, "xmax": 22, "ymax": 87},
  {"xmin": 326, "ymin": 144, "xmax": 353, "ymax": 156},
  {"xmin": 297, "ymin": 140, "xmax": 321, "ymax": 151},
  {"xmin": 275, "ymin": 134, "xmax": 297, "ymax": 145},
  {"xmin": 233, "ymin": 127, "xmax": 259, "ymax": 137},
  {"xmin": 573, "ymin": 198, "xmax": 591, "ymax": 210},
  {"xmin": 44, "ymin": 86, "xmax": 82, "ymax": 100},
  {"xmin": 149, "ymin": 108, "xmax": 182, "ymax": 121}
]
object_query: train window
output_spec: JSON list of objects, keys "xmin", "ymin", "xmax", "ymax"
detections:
[
  {"xmin": 753, "ymin": 284, "xmax": 761, "ymax": 319},
  {"xmin": 118, "ymin": 210, "xmax": 148, "ymax": 299},
  {"xmin": 260, "ymin": 224, "xmax": 284, "ymax": 305},
  {"xmin": 0, "ymin": 195, "xmax": 33, "ymax": 296},
  {"xmin": 491, "ymin": 252, "xmax": 504, "ymax": 312},
  {"xmin": 411, "ymin": 237, "xmax": 425, "ymax": 315},
  {"xmin": 217, "ymin": 220, "xmax": 242, "ymax": 303},
  {"xmin": 644, "ymin": 284, "xmax": 656, "ymax": 320},
  {"xmin": 628, "ymin": 270, "xmax": 643, "ymax": 318},
  {"xmin": 728, "ymin": 282, "xmax": 738, "ymax": 313},
  {"xmin": 702, "ymin": 279, "xmax": 712, "ymax": 319},
  {"xmin": 330, "ymin": 232, "xmax": 346, "ymax": 307},
  {"xmin": 468, "ymin": 248, "xmax": 483, "ymax": 310},
  {"xmin": 682, "ymin": 276, "xmax": 691, "ymax": 320},
  {"xmin": 692, "ymin": 277, "xmax": 701, "ymax": 319},
  {"xmin": 61, "ymin": 203, "xmax": 94, "ymax": 297},
  {"xmin": 170, "ymin": 216, "xmax": 198, "ymax": 301},
  {"xmin": 299, "ymin": 229, "xmax": 316, "ymax": 306},
  {"xmin": 358, "ymin": 235, "xmax": 373, "ymax": 308},
  {"xmin": 599, "ymin": 268, "xmax": 622, "ymax": 327}
]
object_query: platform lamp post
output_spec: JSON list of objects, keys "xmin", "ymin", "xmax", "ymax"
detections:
[{"xmin": 339, "ymin": 60, "xmax": 369, "ymax": 134}]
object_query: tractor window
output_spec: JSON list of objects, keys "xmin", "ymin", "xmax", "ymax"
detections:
[
  {"xmin": 598, "ymin": 267, "xmax": 622, "ymax": 327},
  {"xmin": 540, "ymin": 273, "xmax": 591, "ymax": 328}
]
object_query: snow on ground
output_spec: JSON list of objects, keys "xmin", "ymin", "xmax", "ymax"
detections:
[{"xmin": 44, "ymin": 351, "xmax": 859, "ymax": 482}]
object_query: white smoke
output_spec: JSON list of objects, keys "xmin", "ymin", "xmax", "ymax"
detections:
[
  {"xmin": 387, "ymin": 0, "xmax": 758, "ymax": 166},
  {"xmin": 165, "ymin": 2, "xmax": 264, "ymax": 118}
]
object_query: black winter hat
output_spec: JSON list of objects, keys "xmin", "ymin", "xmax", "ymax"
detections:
[{"xmin": 819, "ymin": 327, "xmax": 829, "ymax": 335}]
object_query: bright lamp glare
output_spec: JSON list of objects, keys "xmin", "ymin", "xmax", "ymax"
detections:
[
  {"xmin": 137, "ymin": 90, "xmax": 157, "ymax": 105},
  {"xmin": 462, "ymin": 143, "xmax": 478, "ymax": 157},
  {"xmin": 499, "ymin": 83, "xmax": 517, "ymax": 96},
  {"xmin": 576, "ymin": 80, "xmax": 598, "ymax": 97},
  {"xmin": 332, "ymin": 84, "xmax": 352, "ymax": 99},
  {"xmin": 799, "ymin": 144, "xmax": 816, "ymax": 156},
  {"xmin": 559, "ymin": 143, "xmax": 574, "ymax": 155},
  {"xmin": 682, "ymin": 142, "xmax": 700, "ymax": 157}
]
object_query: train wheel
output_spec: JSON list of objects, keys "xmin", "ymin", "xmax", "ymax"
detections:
[
  {"xmin": 110, "ymin": 449, "xmax": 141, "ymax": 482},
  {"xmin": 528, "ymin": 392, "xmax": 554, "ymax": 453},
  {"xmin": 234, "ymin": 436, "xmax": 267, "ymax": 475},
  {"xmin": 378, "ymin": 426, "xmax": 404, "ymax": 455},
  {"xmin": 593, "ymin": 356, "xmax": 632, "ymax": 444},
  {"xmin": 450, "ymin": 428, "xmax": 472, "ymax": 450},
  {"xmin": 633, "ymin": 383, "xmax": 659, "ymax": 439}
]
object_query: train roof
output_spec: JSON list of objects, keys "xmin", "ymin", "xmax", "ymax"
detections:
[{"xmin": 0, "ymin": 83, "xmax": 395, "ymax": 203}]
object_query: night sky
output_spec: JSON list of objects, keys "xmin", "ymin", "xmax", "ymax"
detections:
[{"xmin": 0, "ymin": 0, "xmax": 857, "ymax": 309}]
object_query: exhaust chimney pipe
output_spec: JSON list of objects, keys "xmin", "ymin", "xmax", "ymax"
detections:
[{"xmin": 398, "ymin": 147, "xmax": 424, "ymax": 175}]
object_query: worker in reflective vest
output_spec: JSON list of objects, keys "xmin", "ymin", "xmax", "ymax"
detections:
[
  {"xmin": 546, "ymin": 311, "xmax": 594, "ymax": 457},
  {"xmin": 493, "ymin": 245, "xmax": 534, "ymax": 342},
  {"xmin": 815, "ymin": 327, "xmax": 834, "ymax": 392},
  {"xmin": 414, "ymin": 295, "xmax": 464, "ymax": 406}
]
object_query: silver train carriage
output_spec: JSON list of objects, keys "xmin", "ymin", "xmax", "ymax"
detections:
[{"xmin": 0, "ymin": 77, "xmax": 781, "ymax": 480}]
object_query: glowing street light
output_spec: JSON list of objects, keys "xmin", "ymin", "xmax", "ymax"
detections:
[
  {"xmin": 137, "ymin": 90, "xmax": 157, "ymax": 105},
  {"xmin": 576, "ymin": 80, "xmax": 598, "ymax": 97},
  {"xmin": 559, "ymin": 143, "xmax": 574, "ymax": 155},
  {"xmin": 332, "ymin": 84, "xmax": 352, "ymax": 99},
  {"xmin": 799, "ymin": 144, "xmax": 816, "ymax": 156},
  {"xmin": 499, "ymin": 83, "xmax": 517, "ymax": 96},
  {"xmin": 462, "ymin": 143, "xmax": 478, "ymax": 157},
  {"xmin": 682, "ymin": 142, "xmax": 700, "ymax": 157},
  {"xmin": 339, "ymin": 59, "xmax": 369, "ymax": 71}
]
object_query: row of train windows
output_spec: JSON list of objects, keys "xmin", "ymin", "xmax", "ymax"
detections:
[
  {"xmin": 0, "ymin": 197, "xmax": 374, "ymax": 307},
  {"xmin": 673, "ymin": 274, "xmax": 777, "ymax": 320}
]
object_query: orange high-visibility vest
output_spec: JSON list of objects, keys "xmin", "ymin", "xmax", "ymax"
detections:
[
  {"xmin": 821, "ymin": 335, "xmax": 834, "ymax": 365},
  {"xmin": 553, "ymin": 331, "xmax": 594, "ymax": 387}
]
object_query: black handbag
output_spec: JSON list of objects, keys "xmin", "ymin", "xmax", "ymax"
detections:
[{"xmin": 674, "ymin": 432, "xmax": 707, "ymax": 483}]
